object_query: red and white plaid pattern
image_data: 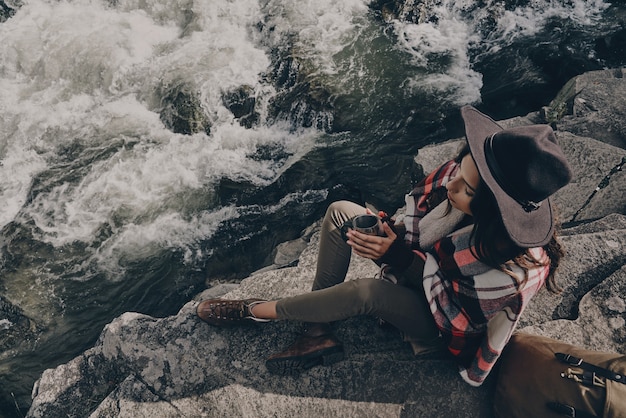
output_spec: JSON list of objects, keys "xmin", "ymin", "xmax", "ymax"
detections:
[{"xmin": 405, "ymin": 160, "xmax": 548, "ymax": 386}]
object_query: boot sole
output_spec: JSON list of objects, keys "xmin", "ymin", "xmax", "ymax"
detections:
[{"xmin": 265, "ymin": 346, "xmax": 345, "ymax": 376}]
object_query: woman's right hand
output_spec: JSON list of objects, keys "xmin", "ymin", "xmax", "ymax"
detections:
[{"xmin": 346, "ymin": 221, "xmax": 397, "ymax": 261}]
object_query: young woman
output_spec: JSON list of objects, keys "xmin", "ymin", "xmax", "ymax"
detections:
[{"xmin": 196, "ymin": 105, "xmax": 573, "ymax": 386}]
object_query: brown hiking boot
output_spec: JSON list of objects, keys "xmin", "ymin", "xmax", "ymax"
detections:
[
  {"xmin": 266, "ymin": 323, "xmax": 344, "ymax": 375},
  {"xmin": 196, "ymin": 298, "xmax": 270, "ymax": 326}
]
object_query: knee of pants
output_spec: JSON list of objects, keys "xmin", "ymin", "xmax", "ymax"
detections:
[
  {"xmin": 327, "ymin": 200, "xmax": 348, "ymax": 211},
  {"xmin": 325, "ymin": 200, "xmax": 362, "ymax": 228},
  {"xmin": 326, "ymin": 200, "xmax": 350, "ymax": 219}
]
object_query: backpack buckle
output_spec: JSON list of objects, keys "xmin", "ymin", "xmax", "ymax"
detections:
[{"xmin": 556, "ymin": 352, "xmax": 583, "ymax": 366}]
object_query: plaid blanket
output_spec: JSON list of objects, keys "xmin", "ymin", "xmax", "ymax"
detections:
[{"xmin": 404, "ymin": 160, "xmax": 548, "ymax": 386}]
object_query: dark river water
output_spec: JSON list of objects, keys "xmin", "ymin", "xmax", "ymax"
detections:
[{"xmin": 0, "ymin": 0, "xmax": 625, "ymax": 415}]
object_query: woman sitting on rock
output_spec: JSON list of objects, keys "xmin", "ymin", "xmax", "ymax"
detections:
[{"xmin": 196, "ymin": 105, "xmax": 572, "ymax": 386}]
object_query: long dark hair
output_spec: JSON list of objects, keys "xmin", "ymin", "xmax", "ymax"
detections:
[{"xmin": 454, "ymin": 144, "xmax": 563, "ymax": 293}]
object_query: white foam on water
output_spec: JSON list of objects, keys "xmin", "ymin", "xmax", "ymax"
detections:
[
  {"xmin": 483, "ymin": 0, "xmax": 609, "ymax": 55},
  {"xmin": 0, "ymin": 0, "xmax": 180, "ymax": 94},
  {"xmin": 395, "ymin": 14, "xmax": 483, "ymax": 105},
  {"xmin": 21, "ymin": 96, "xmax": 317, "ymax": 274},
  {"xmin": 92, "ymin": 206, "xmax": 239, "ymax": 277},
  {"xmin": 0, "ymin": 0, "xmax": 183, "ymax": 240},
  {"xmin": 111, "ymin": 0, "xmax": 278, "ymax": 124},
  {"xmin": 258, "ymin": 0, "xmax": 370, "ymax": 75},
  {"xmin": 390, "ymin": 0, "xmax": 609, "ymax": 104},
  {"xmin": 256, "ymin": 0, "xmax": 376, "ymax": 105},
  {"xmin": 0, "ymin": 81, "xmax": 48, "ymax": 227},
  {"xmin": 93, "ymin": 187, "xmax": 329, "ymax": 277},
  {"xmin": 0, "ymin": 0, "xmax": 318, "ymax": 275}
]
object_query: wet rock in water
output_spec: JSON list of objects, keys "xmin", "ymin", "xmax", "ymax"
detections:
[
  {"xmin": 0, "ymin": 296, "xmax": 38, "ymax": 359},
  {"xmin": 372, "ymin": 0, "xmax": 622, "ymax": 120},
  {"xmin": 222, "ymin": 85, "xmax": 260, "ymax": 129},
  {"xmin": 266, "ymin": 53, "xmax": 334, "ymax": 132},
  {"xmin": 159, "ymin": 86, "xmax": 211, "ymax": 136},
  {"xmin": 0, "ymin": 0, "xmax": 21, "ymax": 23}
]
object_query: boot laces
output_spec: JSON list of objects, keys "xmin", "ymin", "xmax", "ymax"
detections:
[{"xmin": 211, "ymin": 301, "xmax": 247, "ymax": 320}]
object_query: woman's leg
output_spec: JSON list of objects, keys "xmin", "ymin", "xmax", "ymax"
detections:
[
  {"xmin": 274, "ymin": 277, "xmax": 439, "ymax": 341},
  {"xmin": 264, "ymin": 201, "xmax": 436, "ymax": 373},
  {"xmin": 312, "ymin": 200, "xmax": 366, "ymax": 291},
  {"xmin": 263, "ymin": 276, "xmax": 438, "ymax": 374},
  {"xmin": 197, "ymin": 200, "xmax": 365, "ymax": 327},
  {"xmin": 256, "ymin": 201, "xmax": 367, "ymax": 374}
]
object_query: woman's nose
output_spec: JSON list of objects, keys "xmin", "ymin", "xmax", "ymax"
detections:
[{"xmin": 446, "ymin": 176, "xmax": 457, "ymax": 192}]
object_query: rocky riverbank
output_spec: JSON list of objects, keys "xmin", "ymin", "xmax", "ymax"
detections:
[{"xmin": 25, "ymin": 68, "xmax": 626, "ymax": 417}]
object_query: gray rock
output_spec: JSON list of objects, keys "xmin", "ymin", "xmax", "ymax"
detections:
[
  {"xmin": 521, "ymin": 264, "xmax": 626, "ymax": 352},
  {"xmin": 29, "ymin": 230, "xmax": 496, "ymax": 418},
  {"xmin": 222, "ymin": 86, "xmax": 260, "ymax": 129},
  {"xmin": 545, "ymin": 68, "xmax": 626, "ymax": 149},
  {"xmin": 26, "ymin": 70, "xmax": 626, "ymax": 417},
  {"xmin": 158, "ymin": 84, "xmax": 212, "ymax": 136},
  {"xmin": 518, "ymin": 213, "xmax": 626, "ymax": 330}
]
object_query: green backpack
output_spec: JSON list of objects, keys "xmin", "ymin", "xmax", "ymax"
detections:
[{"xmin": 494, "ymin": 333, "xmax": 626, "ymax": 418}]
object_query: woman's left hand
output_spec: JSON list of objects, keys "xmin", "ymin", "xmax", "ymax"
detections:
[{"xmin": 346, "ymin": 220, "xmax": 397, "ymax": 260}]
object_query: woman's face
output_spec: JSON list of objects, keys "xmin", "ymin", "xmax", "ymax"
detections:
[{"xmin": 446, "ymin": 154, "xmax": 481, "ymax": 215}]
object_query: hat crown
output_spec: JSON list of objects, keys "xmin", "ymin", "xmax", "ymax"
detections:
[
  {"xmin": 461, "ymin": 105, "xmax": 573, "ymax": 247},
  {"xmin": 487, "ymin": 125, "xmax": 573, "ymax": 205}
]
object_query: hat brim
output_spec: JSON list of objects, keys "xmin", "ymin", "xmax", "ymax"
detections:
[{"xmin": 460, "ymin": 105, "xmax": 554, "ymax": 248}]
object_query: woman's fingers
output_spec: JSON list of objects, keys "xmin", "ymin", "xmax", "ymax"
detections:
[{"xmin": 347, "ymin": 229, "xmax": 393, "ymax": 259}]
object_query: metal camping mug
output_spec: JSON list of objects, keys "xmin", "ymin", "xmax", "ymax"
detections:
[{"xmin": 350, "ymin": 214, "xmax": 383, "ymax": 236}]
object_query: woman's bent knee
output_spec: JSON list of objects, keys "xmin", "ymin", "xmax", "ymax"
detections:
[{"xmin": 325, "ymin": 201, "xmax": 364, "ymax": 227}]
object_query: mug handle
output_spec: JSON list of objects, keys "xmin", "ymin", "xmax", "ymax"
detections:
[{"xmin": 340, "ymin": 219, "xmax": 354, "ymax": 242}]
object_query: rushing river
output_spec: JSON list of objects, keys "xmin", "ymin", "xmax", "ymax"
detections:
[{"xmin": 0, "ymin": 0, "xmax": 624, "ymax": 415}]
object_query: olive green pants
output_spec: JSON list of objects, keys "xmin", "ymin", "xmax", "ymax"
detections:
[{"xmin": 275, "ymin": 200, "xmax": 439, "ymax": 341}]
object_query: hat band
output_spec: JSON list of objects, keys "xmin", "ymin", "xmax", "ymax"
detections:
[{"xmin": 484, "ymin": 134, "xmax": 542, "ymax": 213}]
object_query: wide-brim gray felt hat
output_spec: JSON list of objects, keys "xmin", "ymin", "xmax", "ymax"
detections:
[{"xmin": 460, "ymin": 105, "xmax": 573, "ymax": 248}]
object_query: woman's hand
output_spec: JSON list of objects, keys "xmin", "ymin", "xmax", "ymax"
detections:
[{"xmin": 346, "ymin": 220, "xmax": 397, "ymax": 260}]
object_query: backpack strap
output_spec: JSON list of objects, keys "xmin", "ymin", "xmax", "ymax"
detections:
[{"xmin": 555, "ymin": 352, "xmax": 626, "ymax": 385}]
